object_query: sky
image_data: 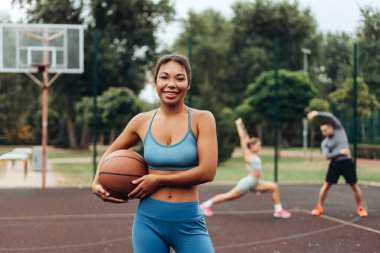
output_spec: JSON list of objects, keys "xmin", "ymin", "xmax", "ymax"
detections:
[
  {"xmin": 1, "ymin": 0, "xmax": 378, "ymax": 102},
  {"xmin": 156, "ymin": 0, "xmax": 379, "ymax": 48},
  {"xmin": 2, "ymin": 0, "xmax": 378, "ymax": 45}
]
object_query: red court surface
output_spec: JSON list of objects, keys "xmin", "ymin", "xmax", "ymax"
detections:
[{"xmin": 0, "ymin": 184, "xmax": 379, "ymax": 253}]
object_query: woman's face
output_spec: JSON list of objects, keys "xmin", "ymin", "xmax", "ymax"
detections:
[
  {"xmin": 155, "ymin": 61, "xmax": 189, "ymax": 106},
  {"xmin": 249, "ymin": 141, "xmax": 261, "ymax": 153}
]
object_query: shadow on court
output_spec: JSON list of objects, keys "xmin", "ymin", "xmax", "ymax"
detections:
[{"xmin": 0, "ymin": 184, "xmax": 379, "ymax": 253}]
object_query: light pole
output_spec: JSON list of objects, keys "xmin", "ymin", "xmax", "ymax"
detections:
[
  {"xmin": 301, "ymin": 48, "xmax": 311, "ymax": 153},
  {"xmin": 301, "ymin": 48, "xmax": 311, "ymax": 75}
]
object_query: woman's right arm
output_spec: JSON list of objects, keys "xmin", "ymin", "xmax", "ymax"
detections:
[
  {"xmin": 235, "ymin": 118, "xmax": 250, "ymax": 163},
  {"xmin": 92, "ymin": 113, "xmax": 146, "ymax": 203}
]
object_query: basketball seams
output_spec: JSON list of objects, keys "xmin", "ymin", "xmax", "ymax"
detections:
[
  {"xmin": 99, "ymin": 173, "xmax": 141, "ymax": 199},
  {"xmin": 99, "ymin": 154, "xmax": 147, "ymax": 168},
  {"xmin": 98, "ymin": 149, "xmax": 148, "ymax": 199},
  {"xmin": 100, "ymin": 183, "xmax": 130, "ymax": 200},
  {"xmin": 99, "ymin": 172, "xmax": 143, "ymax": 178}
]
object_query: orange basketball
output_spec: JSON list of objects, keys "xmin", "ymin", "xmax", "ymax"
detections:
[{"xmin": 98, "ymin": 149, "xmax": 148, "ymax": 200}]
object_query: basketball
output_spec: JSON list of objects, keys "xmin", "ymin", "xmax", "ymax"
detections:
[{"xmin": 98, "ymin": 149, "xmax": 148, "ymax": 200}]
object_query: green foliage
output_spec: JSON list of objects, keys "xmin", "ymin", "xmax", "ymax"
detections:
[
  {"xmin": 358, "ymin": 5, "xmax": 380, "ymax": 99},
  {"xmin": 329, "ymin": 78, "xmax": 380, "ymax": 117},
  {"xmin": 305, "ymin": 98, "xmax": 330, "ymax": 113},
  {"xmin": 14, "ymin": 0, "xmax": 83, "ymax": 24},
  {"xmin": 91, "ymin": 0, "xmax": 175, "ymax": 93},
  {"xmin": 29, "ymin": 109, "xmax": 61, "ymax": 144},
  {"xmin": 226, "ymin": 0, "xmax": 319, "ymax": 106},
  {"xmin": 99, "ymin": 87, "xmax": 143, "ymax": 130},
  {"xmin": 244, "ymin": 70, "xmax": 315, "ymax": 126},
  {"xmin": 316, "ymin": 32, "xmax": 352, "ymax": 96},
  {"xmin": 75, "ymin": 97, "xmax": 94, "ymax": 125},
  {"xmin": 172, "ymin": 9, "xmax": 232, "ymax": 103},
  {"xmin": 172, "ymin": 9, "xmax": 236, "ymax": 162},
  {"xmin": 214, "ymin": 107, "xmax": 237, "ymax": 163},
  {"xmin": 0, "ymin": 74, "xmax": 39, "ymax": 144},
  {"xmin": 9, "ymin": 0, "xmax": 174, "ymax": 148}
]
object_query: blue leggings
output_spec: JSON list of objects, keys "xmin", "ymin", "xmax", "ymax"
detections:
[{"xmin": 132, "ymin": 197, "xmax": 214, "ymax": 253}]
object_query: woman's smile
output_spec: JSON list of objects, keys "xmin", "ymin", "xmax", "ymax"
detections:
[{"xmin": 163, "ymin": 90, "xmax": 180, "ymax": 98}]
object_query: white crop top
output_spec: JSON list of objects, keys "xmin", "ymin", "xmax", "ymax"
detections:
[{"xmin": 245, "ymin": 155, "xmax": 262, "ymax": 172}]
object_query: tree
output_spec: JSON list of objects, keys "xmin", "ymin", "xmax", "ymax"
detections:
[
  {"xmin": 226, "ymin": 0, "xmax": 319, "ymax": 107},
  {"xmin": 91, "ymin": 0, "xmax": 175, "ymax": 94},
  {"xmin": 13, "ymin": 0, "xmax": 174, "ymax": 148},
  {"xmin": 172, "ymin": 9, "xmax": 232, "ymax": 104},
  {"xmin": 317, "ymin": 32, "xmax": 352, "ymax": 96},
  {"xmin": 240, "ymin": 70, "xmax": 315, "ymax": 146},
  {"xmin": 75, "ymin": 96, "xmax": 94, "ymax": 149},
  {"xmin": 357, "ymin": 5, "xmax": 380, "ymax": 99},
  {"xmin": 100, "ymin": 87, "xmax": 143, "ymax": 143},
  {"xmin": 305, "ymin": 98, "xmax": 330, "ymax": 115},
  {"xmin": 0, "ymin": 74, "xmax": 39, "ymax": 144},
  {"xmin": 329, "ymin": 77, "xmax": 380, "ymax": 144},
  {"xmin": 329, "ymin": 78, "xmax": 379, "ymax": 118},
  {"xmin": 13, "ymin": 0, "xmax": 86, "ymax": 148},
  {"xmin": 172, "ymin": 9, "xmax": 236, "ymax": 162}
]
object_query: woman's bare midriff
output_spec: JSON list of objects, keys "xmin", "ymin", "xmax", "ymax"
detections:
[{"xmin": 148, "ymin": 169, "xmax": 199, "ymax": 202}]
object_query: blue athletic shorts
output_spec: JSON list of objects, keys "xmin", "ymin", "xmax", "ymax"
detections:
[{"xmin": 132, "ymin": 197, "xmax": 214, "ymax": 253}]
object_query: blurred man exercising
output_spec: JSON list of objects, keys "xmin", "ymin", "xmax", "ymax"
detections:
[{"xmin": 307, "ymin": 111, "xmax": 368, "ymax": 217}]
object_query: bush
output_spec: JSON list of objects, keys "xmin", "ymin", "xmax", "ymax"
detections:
[
  {"xmin": 355, "ymin": 144, "xmax": 380, "ymax": 159},
  {"xmin": 215, "ymin": 107, "xmax": 237, "ymax": 163}
]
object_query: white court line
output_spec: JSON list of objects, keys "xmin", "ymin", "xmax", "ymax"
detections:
[
  {"xmin": 0, "ymin": 213, "xmax": 135, "ymax": 221},
  {"xmin": 299, "ymin": 209, "xmax": 380, "ymax": 234},
  {"xmin": 214, "ymin": 208, "xmax": 380, "ymax": 235},
  {"xmin": 215, "ymin": 208, "xmax": 379, "ymax": 250},
  {"xmin": 1, "ymin": 209, "xmax": 379, "ymax": 251},
  {"xmin": 215, "ymin": 210, "xmax": 274, "ymax": 215},
  {"xmin": 2, "ymin": 209, "xmax": 379, "ymax": 235},
  {"xmin": 0, "ymin": 237, "xmax": 131, "ymax": 251},
  {"xmin": 215, "ymin": 215, "xmax": 361, "ymax": 250}
]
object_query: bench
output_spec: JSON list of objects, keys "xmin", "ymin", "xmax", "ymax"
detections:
[{"xmin": 0, "ymin": 149, "xmax": 31, "ymax": 179}]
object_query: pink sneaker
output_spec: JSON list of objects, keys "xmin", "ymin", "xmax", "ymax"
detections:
[
  {"xmin": 200, "ymin": 203, "xmax": 214, "ymax": 217},
  {"xmin": 274, "ymin": 209, "xmax": 291, "ymax": 219}
]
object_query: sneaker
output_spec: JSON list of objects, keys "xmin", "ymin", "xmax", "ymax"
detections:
[
  {"xmin": 311, "ymin": 206, "xmax": 323, "ymax": 216},
  {"xmin": 200, "ymin": 203, "xmax": 214, "ymax": 217},
  {"xmin": 357, "ymin": 207, "xmax": 368, "ymax": 217},
  {"xmin": 274, "ymin": 209, "xmax": 291, "ymax": 219}
]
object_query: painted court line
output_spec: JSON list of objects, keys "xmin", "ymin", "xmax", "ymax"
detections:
[
  {"xmin": 299, "ymin": 209, "xmax": 380, "ymax": 235},
  {"xmin": 1, "ymin": 209, "xmax": 378, "ymax": 251},
  {"xmin": 2, "ymin": 209, "xmax": 378, "ymax": 235},
  {"xmin": 0, "ymin": 213, "xmax": 135, "ymax": 221},
  {"xmin": 0, "ymin": 237, "xmax": 131, "ymax": 251},
  {"xmin": 215, "ymin": 216, "xmax": 361, "ymax": 250},
  {"xmin": 215, "ymin": 208, "xmax": 380, "ymax": 235}
]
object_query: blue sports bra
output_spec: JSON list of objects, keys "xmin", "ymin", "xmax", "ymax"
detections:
[{"xmin": 143, "ymin": 108, "xmax": 199, "ymax": 171}]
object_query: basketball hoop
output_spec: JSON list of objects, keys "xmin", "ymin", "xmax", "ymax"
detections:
[{"xmin": 0, "ymin": 23, "xmax": 84, "ymax": 188}]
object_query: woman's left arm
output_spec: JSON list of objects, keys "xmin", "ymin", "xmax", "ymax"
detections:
[{"xmin": 128, "ymin": 111, "xmax": 218, "ymax": 199}]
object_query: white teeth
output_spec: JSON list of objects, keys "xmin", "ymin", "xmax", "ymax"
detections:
[{"xmin": 164, "ymin": 91, "xmax": 178, "ymax": 95}]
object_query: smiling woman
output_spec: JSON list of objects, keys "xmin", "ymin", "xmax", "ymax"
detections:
[
  {"xmin": 155, "ymin": 59, "xmax": 190, "ymax": 106},
  {"xmin": 92, "ymin": 53, "xmax": 217, "ymax": 253}
]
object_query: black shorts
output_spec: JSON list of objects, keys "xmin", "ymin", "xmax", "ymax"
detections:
[{"xmin": 326, "ymin": 158, "xmax": 357, "ymax": 184}]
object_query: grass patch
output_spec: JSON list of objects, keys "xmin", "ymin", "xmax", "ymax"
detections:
[
  {"xmin": 52, "ymin": 155, "xmax": 380, "ymax": 187},
  {"xmin": 215, "ymin": 155, "xmax": 379, "ymax": 184},
  {"xmin": 52, "ymin": 163, "xmax": 93, "ymax": 187},
  {"xmin": 215, "ymin": 155, "xmax": 329, "ymax": 184},
  {"xmin": 49, "ymin": 148, "xmax": 92, "ymax": 158}
]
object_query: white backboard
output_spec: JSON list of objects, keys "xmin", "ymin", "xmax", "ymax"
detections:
[{"xmin": 0, "ymin": 23, "xmax": 84, "ymax": 74}]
